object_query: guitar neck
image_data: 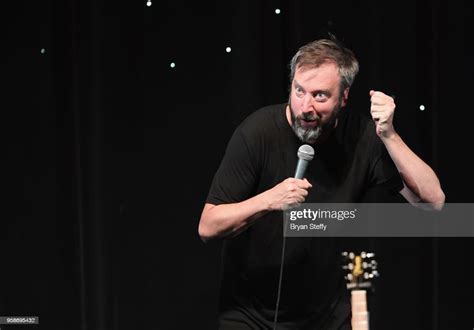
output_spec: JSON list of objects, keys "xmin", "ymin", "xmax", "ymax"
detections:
[{"xmin": 351, "ymin": 290, "xmax": 369, "ymax": 330}]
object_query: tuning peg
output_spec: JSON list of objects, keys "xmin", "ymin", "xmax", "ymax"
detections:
[
  {"xmin": 342, "ymin": 251, "xmax": 348, "ymax": 257},
  {"xmin": 366, "ymin": 252, "xmax": 375, "ymax": 258},
  {"xmin": 349, "ymin": 252, "xmax": 355, "ymax": 259},
  {"xmin": 362, "ymin": 261, "xmax": 377, "ymax": 269},
  {"xmin": 372, "ymin": 270, "xmax": 380, "ymax": 277}
]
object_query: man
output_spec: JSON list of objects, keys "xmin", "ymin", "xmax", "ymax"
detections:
[{"xmin": 199, "ymin": 39, "xmax": 445, "ymax": 329}]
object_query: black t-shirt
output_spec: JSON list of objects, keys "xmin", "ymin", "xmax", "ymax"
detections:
[{"xmin": 206, "ymin": 103, "xmax": 403, "ymax": 328}]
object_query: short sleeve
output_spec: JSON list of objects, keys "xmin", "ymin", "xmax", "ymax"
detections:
[
  {"xmin": 206, "ymin": 127, "xmax": 259, "ymax": 205},
  {"xmin": 363, "ymin": 140, "xmax": 404, "ymax": 202},
  {"xmin": 371, "ymin": 143, "xmax": 403, "ymax": 189}
]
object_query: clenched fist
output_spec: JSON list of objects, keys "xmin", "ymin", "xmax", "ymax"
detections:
[
  {"xmin": 369, "ymin": 90, "xmax": 396, "ymax": 139},
  {"xmin": 263, "ymin": 178, "xmax": 312, "ymax": 211}
]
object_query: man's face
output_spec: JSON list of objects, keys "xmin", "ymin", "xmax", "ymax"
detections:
[{"xmin": 288, "ymin": 62, "xmax": 349, "ymax": 144}]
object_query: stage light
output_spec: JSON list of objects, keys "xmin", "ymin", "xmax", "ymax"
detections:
[
  {"xmin": 226, "ymin": 47, "xmax": 231, "ymax": 53},
  {"xmin": 40, "ymin": 48, "xmax": 46, "ymax": 54},
  {"xmin": 419, "ymin": 105, "xmax": 425, "ymax": 111},
  {"xmin": 146, "ymin": 0, "xmax": 152, "ymax": 6},
  {"xmin": 275, "ymin": 8, "xmax": 281, "ymax": 14},
  {"xmin": 170, "ymin": 62, "xmax": 176, "ymax": 68}
]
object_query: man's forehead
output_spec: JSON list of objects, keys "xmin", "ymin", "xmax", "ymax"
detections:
[
  {"xmin": 293, "ymin": 64, "xmax": 341, "ymax": 90},
  {"xmin": 295, "ymin": 62, "xmax": 339, "ymax": 76}
]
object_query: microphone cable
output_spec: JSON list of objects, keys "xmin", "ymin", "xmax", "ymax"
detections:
[
  {"xmin": 273, "ymin": 213, "xmax": 290, "ymax": 329},
  {"xmin": 274, "ymin": 144, "xmax": 314, "ymax": 329}
]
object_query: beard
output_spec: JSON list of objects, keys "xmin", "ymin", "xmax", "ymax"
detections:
[{"xmin": 288, "ymin": 99, "xmax": 341, "ymax": 144}]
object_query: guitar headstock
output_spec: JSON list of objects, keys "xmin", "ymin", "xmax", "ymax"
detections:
[{"xmin": 341, "ymin": 251, "xmax": 379, "ymax": 290}]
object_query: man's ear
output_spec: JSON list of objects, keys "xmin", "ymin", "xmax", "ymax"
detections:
[{"xmin": 341, "ymin": 88, "xmax": 350, "ymax": 107}]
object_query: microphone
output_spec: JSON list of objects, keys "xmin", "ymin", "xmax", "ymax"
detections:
[{"xmin": 294, "ymin": 144, "xmax": 315, "ymax": 179}]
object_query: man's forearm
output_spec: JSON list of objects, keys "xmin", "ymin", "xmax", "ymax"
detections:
[
  {"xmin": 381, "ymin": 132, "xmax": 445, "ymax": 210},
  {"xmin": 199, "ymin": 178, "xmax": 312, "ymax": 241},
  {"xmin": 198, "ymin": 194, "xmax": 270, "ymax": 242}
]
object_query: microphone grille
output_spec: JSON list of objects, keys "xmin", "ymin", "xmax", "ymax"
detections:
[{"xmin": 297, "ymin": 144, "xmax": 315, "ymax": 161}]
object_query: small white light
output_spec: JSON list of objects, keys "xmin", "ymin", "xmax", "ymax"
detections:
[
  {"xmin": 146, "ymin": 0, "xmax": 152, "ymax": 6},
  {"xmin": 275, "ymin": 8, "xmax": 281, "ymax": 14},
  {"xmin": 419, "ymin": 105, "xmax": 425, "ymax": 111},
  {"xmin": 170, "ymin": 62, "xmax": 176, "ymax": 68},
  {"xmin": 40, "ymin": 48, "xmax": 46, "ymax": 54},
  {"xmin": 225, "ymin": 47, "xmax": 231, "ymax": 53}
]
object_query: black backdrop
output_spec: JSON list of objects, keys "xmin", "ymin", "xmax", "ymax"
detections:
[{"xmin": 3, "ymin": 0, "xmax": 474, "ymax": 329}]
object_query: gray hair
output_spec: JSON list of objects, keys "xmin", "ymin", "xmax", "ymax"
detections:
[{"xmin": 289, "ymin": 39, "xmax": 359, "ymax": 93}]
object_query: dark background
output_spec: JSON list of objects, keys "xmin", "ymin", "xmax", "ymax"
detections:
[{"xmin": 3, "ymin": 0, "xmax": 474, "ymax": 329}]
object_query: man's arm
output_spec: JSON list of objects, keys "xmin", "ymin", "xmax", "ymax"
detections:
[
  {"xmin": 370, "ymin": 90, "xmax": 445, "ymax": 210},
  {"xmin": 198, "ymin": 178, "xmax": 312, "ymax": 242}
]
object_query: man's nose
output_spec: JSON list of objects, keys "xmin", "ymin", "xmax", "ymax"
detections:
[{"xmin": 302, "ymin": 94, "xmax": 316, "ymax": 113}]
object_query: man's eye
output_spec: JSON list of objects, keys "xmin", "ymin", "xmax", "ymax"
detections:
[
  {"xmin": 295, "ymin": 87, "xmax": 304, "ymax": 95},
  {"xmin": 314, "ymin": 93, "xmax": 327, "ymax": 100}
]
